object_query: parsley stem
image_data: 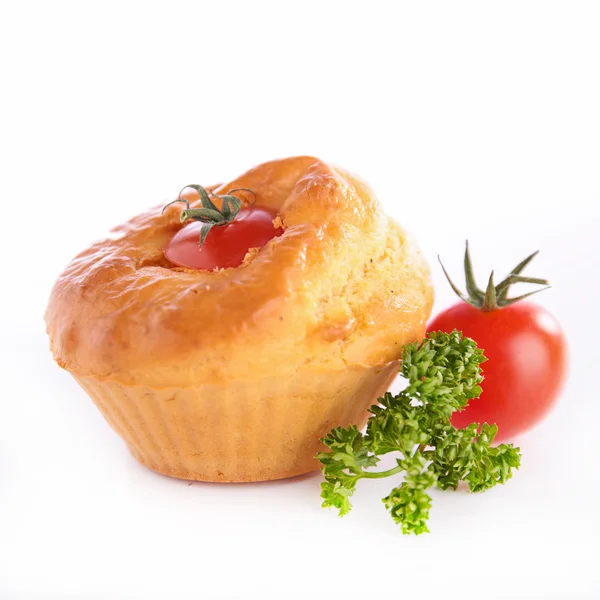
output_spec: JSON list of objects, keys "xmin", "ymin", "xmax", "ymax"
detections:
[
  {"xmin": 361, "ymin": 445, "xmax": 426, "ymax": 480},
  {"xmin": 361, "ymin": 465, "xmax": 404, "ymax": 479}
]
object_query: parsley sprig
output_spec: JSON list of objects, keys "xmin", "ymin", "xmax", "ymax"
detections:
[{"xmin": 317, "ymin": 330, "xmax": 521, "ymax": 534}]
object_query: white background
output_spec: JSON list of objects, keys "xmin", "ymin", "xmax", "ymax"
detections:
[{"xmin": 1, "ymin": 1, "xmax": 599, "ymax": 599}]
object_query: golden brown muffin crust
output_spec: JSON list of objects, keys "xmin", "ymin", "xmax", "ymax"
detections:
[{"xmin": 45, "ymin": 157, "xmax": 433, "ymax": 387}]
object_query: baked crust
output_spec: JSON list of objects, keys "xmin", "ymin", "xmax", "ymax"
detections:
[{"xmin": 45, "ymin": 156, "xmax": 433, "ymax": 388}]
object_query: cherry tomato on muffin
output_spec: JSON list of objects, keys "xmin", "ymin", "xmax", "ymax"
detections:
[
  {"xmin": 163, "ymin": 185, "xmax": 283, "ymax": 270},
  {"xmin": 166, "ymin": 206, "xmax": 282, "ymax": 270},
  {"xmin": 427, "ymin": 242, "xmax": 567, "ymax": 442}
]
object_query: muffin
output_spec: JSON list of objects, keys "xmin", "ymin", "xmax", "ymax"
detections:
[{"xmin": 45, "ymin": 156, "xmax": 433, "ymax": 482}]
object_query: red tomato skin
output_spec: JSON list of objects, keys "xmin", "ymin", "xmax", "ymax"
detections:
[
  {"xmin": 165, "ymin": 207, "xmax": 283, "ymax": 271},
  {"xmin": 427, "ymin": 302, "xmax": 567, "ymax": 441}
]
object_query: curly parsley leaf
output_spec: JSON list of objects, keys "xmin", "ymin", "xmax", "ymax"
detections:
[
  {"xmin": 317, "ymin": 425, "xmax": 379, "ymax": 516},
  {"xmin": 383, "ymin": 453, "xmax": 437, "ymax": 535},
  {"xmin": 317, "ymin": 330, "xmax": 521, "ymax": 534}
]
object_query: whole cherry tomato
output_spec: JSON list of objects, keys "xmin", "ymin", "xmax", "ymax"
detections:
[{"xmin": 427, "ymin": 243, "xmax": 567, "ymax": 441}]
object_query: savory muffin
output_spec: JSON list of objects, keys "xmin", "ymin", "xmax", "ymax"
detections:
[{"xmin": 45, "ymin": 156, "xmax": 433, "ymax": 482}]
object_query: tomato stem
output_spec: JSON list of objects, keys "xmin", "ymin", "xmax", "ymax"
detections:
[
  {"xmin": 163, "ymin": 185, "xmax": 256, "ymax": 249},
  {"xmin": 438, "ymin": 241, "xmax": 551, "ymax": 311}
]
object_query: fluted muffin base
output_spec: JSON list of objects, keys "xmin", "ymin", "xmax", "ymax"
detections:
[{"xmin": 74, "ymin": 362, "xmax": 398, "ymax": 482}]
